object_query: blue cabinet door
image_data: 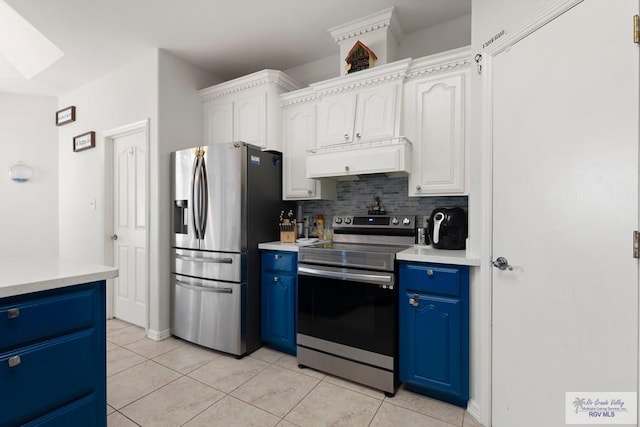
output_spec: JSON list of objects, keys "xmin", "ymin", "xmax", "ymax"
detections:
[
  {"xmin": 261, "ymin": 251, "xmax": 297, "ymax": 355},
  {"xmin": 262, "ymin": 272, "xmax": 295, "ymax": 353},
  {"xmin": 399, "ymin": 262, "xmax": 469, "ymax": 407}
]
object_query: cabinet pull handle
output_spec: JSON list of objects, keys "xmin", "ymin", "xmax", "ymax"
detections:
[
  {"xmin": 343, "ymin": 133, "xmax": 349, "ymax": 140},
  {"xmin": 356, "ymin": 132, "xmax": 361, "ymax": 139},
  {"xmin": 416, "ymin": 185, "xmax": 422, "ymax": 191},
  {"xmin": 273, "ymin": 276, "xmax": 279, "ymax": 282},
  {"xmin": 345, "ymin": 166, "xmax": 350, "ymax": 172},
  {"xmin": 308, "ymin": 189, "xmax": 313, "ymax": 195},
  {"xmin": 8, "ymin": 355, "xmax": 21, "ymax": 368},
  {"xmin": 427, "ymin": 269, "xmax": 434, "ymax": 276},
  {"xmin": 7, "ymin": 308, "xmax": 19, "ymax": 319},
  {"xmin": 274, "ymin": 254, "xmax": 280, "ymax": 260},
  {"xmin": 409, "ymin": 294, "xmax": 419, "ymax": 307}
]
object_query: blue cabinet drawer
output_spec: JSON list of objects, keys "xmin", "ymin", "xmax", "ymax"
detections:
[
  {"xmin": 0, "ymin": 286, "xmax": 96, "ymax": 351},
  {"xmin": 24, "ymin": 393, "xmax": 103, "ymax": 427},
  {"xmin": 262, "ymin": 251, "xmax": 297, "ymax": 273},
  {"xmin": 399, "ymin": 263, "xmax": 466, "ymax": 297},
  {"xmin": 0, "ymin": 329, "xmax": 98, "ymax": 426}
]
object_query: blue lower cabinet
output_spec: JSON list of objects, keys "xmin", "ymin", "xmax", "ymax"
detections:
[
  {"xmin": 261, "ymin": 251, "xmax": 297, "ymax": 354},
  {"xmin": 399, "ymin": 262, "xmax": 469, "ymax": 407},
  {"xmin": 0, "ymin": 281, "xmax": 106, "ymax": 426}
]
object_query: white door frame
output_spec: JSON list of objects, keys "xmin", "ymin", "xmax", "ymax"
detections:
[
  {"xmin": 102, "ymin": 119, "xmax": 151, "ymax": 330},
  {"xmin": 479, "ymin": 0, "xmax": 640, "ymax": 424}
]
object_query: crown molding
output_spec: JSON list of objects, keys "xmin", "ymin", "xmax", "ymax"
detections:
[
  {"xmin": 280, "ymin": 87, "xmax": 317, "ymax": 107},
  {"xmin": 310, "ymin": 57, "xmax": 411, "ymax": 97},
  {"xmin": 199, "ymin": 69, "xmax": 302, "ymax": 101},
  {"xmin": 405, "ymin": 46, "xmax": 472, "ymax": 79},
  {"xmin": 327, "ymin": 6, "xmax": 405, "ymax": 46}
]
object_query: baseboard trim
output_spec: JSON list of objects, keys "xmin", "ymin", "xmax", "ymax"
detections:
[
  {"xmin": 147, "ymin": 328, "xmax": 171, "ymax": 341},
  {"xmin": 466, "ymin": 399, "xmax": 484, "ymax": 426}
]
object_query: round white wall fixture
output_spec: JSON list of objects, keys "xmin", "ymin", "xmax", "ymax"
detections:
[{"xmin": 9, "ymin": 162, "xmax": 32, "ymax": 182}]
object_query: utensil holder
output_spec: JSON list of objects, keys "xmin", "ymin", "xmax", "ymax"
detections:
[
  {"xmin": 280, "ymin": 231, "xmax": 296, "ymax": 243},
  {"xmin": 280, "ymin": 220, "xmax": 296, "ymax": 243}
]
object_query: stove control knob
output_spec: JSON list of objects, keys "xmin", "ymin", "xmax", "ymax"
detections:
[
  {"xmin": 402, "ymin": 217, "xmax": 411, "ymax": 226},
  {"xmin": 344, "ymin": 217, "xmax": 352, "ymax": 224},
  {"xmin": 334, "ymin": 217, "xmax": 343, "ymax": 224},
  {"xmin": 391, "ymin": 217, "xmax": 399, "ymax": 225}
]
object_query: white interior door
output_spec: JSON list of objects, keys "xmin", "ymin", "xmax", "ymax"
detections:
[
  {"xmin": 113, "ymin": 130, "xmax": 147, "ymax": 327},
  {"xmin": 491, "ymin": 2, "xmax": 639, "ymax": 426}
]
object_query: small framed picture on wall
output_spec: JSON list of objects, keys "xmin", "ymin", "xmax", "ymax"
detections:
[
  {"xmin": 56, "ymin": 106, "xmax": 76, "ymax": 126},
  {"xmin": 73, "ymin": 131, "xmax": 95, "ymax": 152}
]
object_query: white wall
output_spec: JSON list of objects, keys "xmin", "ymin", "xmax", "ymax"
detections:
[
  {"xmin": 153, "ymin": 49, "xmax": 219, "ymax": 337},
  {"xmin": 57, "ymin": 48, "xmax": 218, "ymax": 337},
  {"xmin": 57, "ymin": 50, "xmax": 159, "ymax": 266},
  {"xmin": 398, "ymin": 13, "xmax": 472, "ymax": 60},
  {"xmin": 285, "ymin": 13, "xmax": 472, "ymax": 86},
  {"xmin": 284, "ymin": 54, "xmax": 339, "ymax": 88},
  {"xmin": 0, "ymin": 93, "xmax": 58, "ymax": 257}
]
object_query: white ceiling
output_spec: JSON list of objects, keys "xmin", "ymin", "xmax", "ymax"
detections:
[{"xmin": 2, "ymin": 0, "xmax": 471, "ymax": 97}]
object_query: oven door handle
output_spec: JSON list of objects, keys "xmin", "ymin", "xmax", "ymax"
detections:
[{"xmin": 298, "ymin": 265, "xmax": 393, "ymax": 287}]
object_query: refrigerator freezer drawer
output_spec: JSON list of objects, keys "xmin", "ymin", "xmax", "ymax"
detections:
[
  {"xmin": 173, "ymin": 249, "xmax": 244, "ymax": 283},
  {"xmin": 172, "ymin": 274, "xmax": 245, "ymax": 355}
]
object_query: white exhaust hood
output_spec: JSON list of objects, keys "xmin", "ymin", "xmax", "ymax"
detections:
[{"xmin": 306, "ymin": 137, "xmax": 412, "ymax": 179}]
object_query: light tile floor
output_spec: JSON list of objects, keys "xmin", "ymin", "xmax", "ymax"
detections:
[{"xmin": 106, "ymin": 319, "xmax": 483, "ymax": 427}]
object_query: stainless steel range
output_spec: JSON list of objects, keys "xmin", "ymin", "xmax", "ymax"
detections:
[{"xmin": 297, "ymin": 214, "xmax": 416, "ymax": 396}]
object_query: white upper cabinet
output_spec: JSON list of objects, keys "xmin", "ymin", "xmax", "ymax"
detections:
[
  {"xmin": 316, "ymin": 84, "xmax": 398, "ymax": 147},
  {"xmin": 313, "ymin": 59, "xmax": 409, "ymax": 148},
  {"xmin": 354, "ymin": 83, "xmax": 398, "ymax": 142},
  {"xmin": 316, "ymin": 93, "xmax": 357, "ymax": 146},
  {"xmin": 199, "ymin": 70, "xmax": 301, "ymax": 151},
  {"xmin": 234, "ymin": 93, "xmax": 266, "ymax": 148},
  {"xmin": 404, "ymin": 47, "xmax": 471, "ymax": 196},
  {"xmin": 280, "ymin": 90, "xmax": 336, "ymax": 200},
  {"xmin": 204, "ymin": 101, "xmax": 233, "ymax": 145}
]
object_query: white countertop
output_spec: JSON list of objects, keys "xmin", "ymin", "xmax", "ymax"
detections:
[
  {"xmin": 397, "ymin": 245, "xmax": 481, "ymax": 266},
  {"xmin": 258, "ymin": 240, "xmax": 327, "ymax": 252},
  {"xmin": 0, "ymin": 257, "xmax": 119, "ymax": 298}
]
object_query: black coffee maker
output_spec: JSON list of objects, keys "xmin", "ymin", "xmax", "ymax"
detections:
[{"xmin": 428, "ymin": 207, "xmax": 467, "ymax": 250}]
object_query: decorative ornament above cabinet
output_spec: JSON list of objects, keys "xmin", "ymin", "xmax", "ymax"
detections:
[
  {"xmin": 345, "ymin": 40, "xmax": 377, "ymax": 74},
  {"xmin": 9, "ymin": 162, "xmax": 32, "ymax": 182}
]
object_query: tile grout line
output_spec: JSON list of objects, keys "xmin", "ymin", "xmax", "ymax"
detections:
[
  {"xmin": 366, "ymin": 398, "xmax": 385, "ymax": 427},
  {"xmin": 107, "ymin": 323, "xmax": 466, "ymax": 427}
]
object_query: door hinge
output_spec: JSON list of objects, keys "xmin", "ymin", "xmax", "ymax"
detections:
[
  {"xmin": 634, "ymin": 230, "xmax": 639, "ymax": 258},
  {"xmin": 634, "ymin": 15, "xmax": 639, "ymax": 44}
]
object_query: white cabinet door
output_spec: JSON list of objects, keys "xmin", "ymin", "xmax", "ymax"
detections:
[
  {"xmin": 234, "ymin": 93, "xmax": 267, "ymax": 148},
  {"xmin": 204, "ymin": 101, "xmax": 233, "ymax": 145},
  {"xmin": 316, "ymin": 93, "xmax": 357, "ymax": 146},
  {"xmin": 407, "ymin": 70, "xmax": 467, "ymax": 196},
  {"xmin": 283, "ymin": 105, "xmax": 317, "ymax": 199},
  {"xmin": 354, "ymin": 84, "xmax": 398, "ymax": 142},
  {"xmin": 317, "ymin": 84, "xmax": 398, "ymax": 147},
  {"xmin": 282, "ymin": 104, "xmax": 335, "ymax": 200}
]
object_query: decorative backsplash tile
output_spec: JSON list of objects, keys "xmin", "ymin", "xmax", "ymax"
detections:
[{"xmin": 299, "ymin": 175, "xmax": 468, "ymax": 221}]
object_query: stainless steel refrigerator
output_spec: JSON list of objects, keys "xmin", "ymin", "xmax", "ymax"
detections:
[{"xmin": 171, "ymin": 142, "xmax": 284, "ymax": 356}]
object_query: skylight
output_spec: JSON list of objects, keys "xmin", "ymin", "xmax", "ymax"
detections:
[{"xmin": 0, "ymin": 0, "xmax": 63, "ymax": 79}]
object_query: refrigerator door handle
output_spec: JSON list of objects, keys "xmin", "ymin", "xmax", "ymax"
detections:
[
  {"xmin": 175, "ymin": 254, "xmax": 233, "ymax": 264},
  {"xmin": 197, "ymin": 154, "xmax": 209, "ymax": 236},
  {"xmin": 191, "ymin": 155, "xmax": 201, "ymax": 239},
  {"xmin": 175, "ymin": 279, "xmax": 233, "ymax": 294},
  {"xmin": 191, "ymin": 153, "xmax": 209, "ymax": 240}
]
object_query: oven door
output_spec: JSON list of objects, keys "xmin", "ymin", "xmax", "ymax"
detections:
[{"xmin": 297, "ymin": 263, "xmax": 395, "ymax": 356}]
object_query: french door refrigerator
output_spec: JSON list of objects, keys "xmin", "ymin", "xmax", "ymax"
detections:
[{"xmin": 171, "ymin": 142, "xmax": 283, "ymax": 356}]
